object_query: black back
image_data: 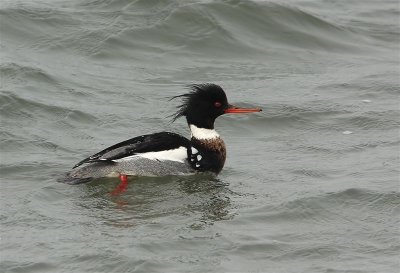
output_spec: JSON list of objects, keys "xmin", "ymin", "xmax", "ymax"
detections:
[{"xmin": 73, "ymin": 132, "xmax": 191, "ymax": 168}]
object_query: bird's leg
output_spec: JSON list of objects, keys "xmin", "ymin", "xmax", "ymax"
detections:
[{"xmin": 111, "ymin": 174, "xmax": 129, "ymax": 196}]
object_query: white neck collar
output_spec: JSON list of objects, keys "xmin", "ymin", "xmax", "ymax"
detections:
[{"xmin": 189, "ymin": 124, "xmax": 220, "ymax": 140}]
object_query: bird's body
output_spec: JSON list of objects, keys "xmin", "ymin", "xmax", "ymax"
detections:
[{"xmin": 60, "ymin": 84, "xmax": 261, "ymax": 185}]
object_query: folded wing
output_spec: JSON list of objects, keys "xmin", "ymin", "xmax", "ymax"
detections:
[{"xmin": 73, "ymin": 132, "xmax": 191, "ymax": 168}]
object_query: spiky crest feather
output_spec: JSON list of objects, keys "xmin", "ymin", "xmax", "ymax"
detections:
[{"xmin": 169, "ymin": 83, "xmax": 224, "ymax": 122}]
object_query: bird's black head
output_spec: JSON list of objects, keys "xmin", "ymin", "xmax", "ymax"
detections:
[
  {"xmin": 171, "ymin": 84, "xmax": 229, "ymax": 129},
  {"xmin": 171, "ymin": 83, "xmax": 262, "ymax": 129}
]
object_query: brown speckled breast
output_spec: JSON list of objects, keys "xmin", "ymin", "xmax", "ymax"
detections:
[{"xmin": 190, "ymin": 137, "xmax": 226, "ymax": 174}]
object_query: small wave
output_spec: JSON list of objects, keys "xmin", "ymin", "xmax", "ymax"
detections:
[
  {"xmin": 0, "ymin": 91, "xmax": 98, "ymax": 123},
  {"xmin": 0, "ymin": 261, "xmax": 57, "ymax": 273},
  {"xmin": 247, "ymin": 188, "xmax": 400, "ymax": 224},
  {"xmin": 0, "ymin": 63, "xmax": 58, "ymax": 86},
  {"xmin": 298, "ymin": 139, "xmax": 400, "ymax": 155},
  {"xmin": 333, "ymin": 111, "xmax": 400, "ymax": 131},
  {"xmin": 0, "ymin": 0, "xmax": 376, "ymax": 59},
  {"xmin": 290, "ymin": 169, "xmax": 330, "ymax": 178},
  {"xmin": 91, "ymin": 0, "xmax": 373, "ymax": 58}
]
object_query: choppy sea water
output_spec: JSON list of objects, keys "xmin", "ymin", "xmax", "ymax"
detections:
[{"xmin": 1, "ymin": 0, "xmax": 399, "ymax": 272}]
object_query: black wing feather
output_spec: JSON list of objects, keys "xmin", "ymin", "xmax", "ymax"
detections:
[{"xmin": 73, "ymin": 132, "xmax": 190, "ymax": 169}]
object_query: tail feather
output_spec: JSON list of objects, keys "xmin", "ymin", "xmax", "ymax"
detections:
[
  {"xmin": 57, "ymin": 172, "xmax": 94, "ymax": 185},
  {"xmin": 58, "ymin": 161, "xmax": 115, "ymax": 185}
]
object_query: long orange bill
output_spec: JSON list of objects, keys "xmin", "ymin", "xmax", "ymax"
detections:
[{"xmin": 224, "ymin": 104, "xmax": 262, "ymax": 114}]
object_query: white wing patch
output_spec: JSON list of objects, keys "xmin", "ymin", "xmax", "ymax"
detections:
[
  {"xmin": 113, "ymin": 146, "xmax": 188, "ymax": 163},
  {"xmin": 190, "ymin": 124, "xmax": 220, "ymax": 140}
]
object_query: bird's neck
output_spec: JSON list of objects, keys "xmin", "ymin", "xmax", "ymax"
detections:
[
  {"xmin": 189, "ymin": 124, "xmax": 220, "ymax": 140},
  {"xmin": 188, "ymin": 124, "xmax": 226, "ymax": 174}
]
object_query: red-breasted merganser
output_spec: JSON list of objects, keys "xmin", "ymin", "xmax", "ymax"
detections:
[{"xmin": 60, "ymin": 84, "xmax": 261, "ymax": 190}]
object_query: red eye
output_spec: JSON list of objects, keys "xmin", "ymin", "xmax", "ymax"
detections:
[{"xmin": 214, "ymin": 101, "xmax": 222, "ymax": 108}]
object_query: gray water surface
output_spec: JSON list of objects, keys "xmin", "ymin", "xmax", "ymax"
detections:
[{"xmin": 1, "ymin": 0, "xmax": 399, "ymax": 272}]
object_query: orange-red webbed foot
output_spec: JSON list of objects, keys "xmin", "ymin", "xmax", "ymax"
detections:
[{"xmin": 110, "ymin": 174, "xmax": 129, "ymax": 196}]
